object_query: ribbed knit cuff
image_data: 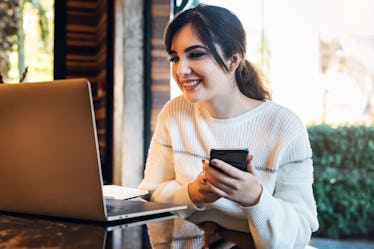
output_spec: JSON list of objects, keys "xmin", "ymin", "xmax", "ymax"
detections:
[
  {"xmin": 240, "ymin": 188, "xmax": 275, "ymax": 231},
  {"xmin": 173, "ymin": 184, "xmax": 205, "ymax": 218}
]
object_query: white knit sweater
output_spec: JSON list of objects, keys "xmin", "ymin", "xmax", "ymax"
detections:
[{"xmin": 139, "ymin": 95, "xmax": 319, "ymax": 249}]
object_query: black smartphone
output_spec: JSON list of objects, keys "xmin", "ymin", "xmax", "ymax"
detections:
[{"xmin": 209, "ymin": 148, "xmax": 249, "ymax": 171}]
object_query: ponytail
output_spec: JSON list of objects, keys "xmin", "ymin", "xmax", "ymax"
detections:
[{"xmin": 236, "ymin": 59, "xmax": 271, "ymax": 101}]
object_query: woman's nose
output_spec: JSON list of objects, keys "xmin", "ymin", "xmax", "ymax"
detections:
[{"xmin": 175, "ymin": 58, "xmax": 191, "ymax": 76}]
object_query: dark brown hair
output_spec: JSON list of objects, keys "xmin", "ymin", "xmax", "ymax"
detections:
[{"xmin": 164, "ymin": 4, "xmax": 271, "ymax": 101}]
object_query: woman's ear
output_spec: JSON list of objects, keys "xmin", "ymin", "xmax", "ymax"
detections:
[{"xmin": 228, "ymin": 53, "xmax": 242, "ymax": 73}]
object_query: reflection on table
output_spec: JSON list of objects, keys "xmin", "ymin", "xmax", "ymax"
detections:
[{"xmin": 0, "ymin": 212, "xmax": 254, "ymax": 249}]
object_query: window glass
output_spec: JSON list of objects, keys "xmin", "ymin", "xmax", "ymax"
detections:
[
  {"xmin": 0, "ymin": 0, "xmax": 54, "ymax": 83},
  {"xmin": 170, "ymin": 0, "xmax": 374, "ymax": 125}
]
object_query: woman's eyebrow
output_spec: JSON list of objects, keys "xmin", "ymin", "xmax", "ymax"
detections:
[
  {"xmin": 185, "ymin": 45, "xmax": 208, "ymax": 52},
  {"xmin": 170, "ymin": 45, "xmax": 208, "ymax": 54}
]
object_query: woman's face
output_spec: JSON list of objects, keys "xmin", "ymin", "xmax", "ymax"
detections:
[{"xmin": 169, "ymin": 23, "xmax": 236, "ymax": 104}]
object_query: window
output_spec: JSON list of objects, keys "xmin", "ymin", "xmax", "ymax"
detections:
[
  {"xmin": 0, "ymin": 0, "xmax": 54, "ymax": 83},
  {"xmin": 171, "ymin": 0, "xmax": 374, "ymax": 125}
]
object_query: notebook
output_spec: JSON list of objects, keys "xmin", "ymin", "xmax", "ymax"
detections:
[{"xmin": 0, "ymin": 78, "xmax": 186, "ymax": 222}]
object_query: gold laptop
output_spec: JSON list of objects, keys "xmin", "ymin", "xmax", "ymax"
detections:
[{"xmin": 0, "ymin": 78, "xmax": 186, "ymax": 221}]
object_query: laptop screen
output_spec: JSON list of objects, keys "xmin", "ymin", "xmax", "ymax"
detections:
[{"xmin": 0, "ymin": 79, "xmax": 107, "ymax": 220}]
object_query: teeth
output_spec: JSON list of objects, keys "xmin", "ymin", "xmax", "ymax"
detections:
[{"xmin": 182, "ymin": 80, "xmax": 200, "ymax": 87}]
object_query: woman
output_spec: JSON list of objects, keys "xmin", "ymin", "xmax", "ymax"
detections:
[{"xmin": 139, "ymin": 4, "xmax": 319, "ymax": 248}]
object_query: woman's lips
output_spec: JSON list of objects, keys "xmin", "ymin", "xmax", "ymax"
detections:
[{"xmin": 181, "ymin": 79, "xmax": 202, "ymax": 88}]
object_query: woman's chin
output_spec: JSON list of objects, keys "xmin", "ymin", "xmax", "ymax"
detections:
[
  {"xmin": 183, "ymin": 93, "xmax": 202, "ymax": 103},
  {"xmin": 181, "ymin": 85, "xmax": 205, "ymax": 103}
]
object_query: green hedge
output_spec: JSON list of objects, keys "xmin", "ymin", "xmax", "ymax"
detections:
[{"xmin": 308, "ymin": 125, "xmax": 374, "ymax": 239}]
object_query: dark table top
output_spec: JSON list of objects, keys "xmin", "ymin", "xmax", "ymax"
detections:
[{"xmin": 0, "ymin": 212, "xmax": 254, "ymax": 249}]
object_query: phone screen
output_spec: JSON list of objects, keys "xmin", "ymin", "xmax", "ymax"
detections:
[{"xmin": 210, "ymin": 148, "xmax": 249, "ymax": 171}]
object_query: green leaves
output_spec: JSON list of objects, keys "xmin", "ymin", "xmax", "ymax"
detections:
[
  {"xmin": 0, "ymin": 0, "xmax": 19, "ymax": 80},
  {"xmin": 308, "ymin": 125, "xmax": 374, "ymax": 239}
]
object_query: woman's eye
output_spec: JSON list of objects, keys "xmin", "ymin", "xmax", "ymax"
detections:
[
  {"xmin": 189, "ymin": 51, "xmax": 205, "ymax": 59},
  {"xmin": 168, "ymin": 56, "xmax": 179, "ymax": 63}
]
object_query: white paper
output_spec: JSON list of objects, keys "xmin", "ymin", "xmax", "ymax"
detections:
[{"xmin": 103, "ymin": 185, "xmax": 149, "ymax": 200}]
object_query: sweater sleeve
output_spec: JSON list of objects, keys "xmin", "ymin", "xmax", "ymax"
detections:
[
  {"xmin": 241, "ymin": 123, "xmax": 319, "ymax": 249},
  {"xmin": 138, "ymin": 140, "xmax": 203, "ymax": 217},
  {"xmin": 138, "ymin": 100, "xmax": 204, "ymax": 217}
]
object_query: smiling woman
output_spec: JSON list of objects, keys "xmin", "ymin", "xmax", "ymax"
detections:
[
  {"xmin": 139, "ymin": 4, "xmax": 319, "ymax": 249},
  {"xmin": 170, "ymin": 0, "xmax": 269, "ymax": 100}
]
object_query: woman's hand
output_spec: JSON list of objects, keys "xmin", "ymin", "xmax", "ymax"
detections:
[
  {"xmin": 203, "ymin": 156, "xmax": 263, "ymax": 207},
  {"xmin": 188, "ymin": 162, "xmax": 221, "ymax": 205}
]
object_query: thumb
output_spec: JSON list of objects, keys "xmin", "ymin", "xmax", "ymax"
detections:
[{"xmin": 246, "ymin": 155, "xmax": 255, "ymax": 174}]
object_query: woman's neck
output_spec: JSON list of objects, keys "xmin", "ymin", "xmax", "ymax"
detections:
[{"xmin": 201, "ymin": 92, "xmax": 263, "ymax": 119}]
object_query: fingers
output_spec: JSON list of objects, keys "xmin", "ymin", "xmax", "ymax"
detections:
[
  {"xmin": 208, "ymin": 158, "xmax": 242, "ymax": 179},
  {"xmin": 204, "ymin": 160, "xmax": 239, "ymax": 193},
  {"xmin": 201, "ymin": 160, "xmax": 209, "ymax": 184},
  {"xmin": 200, "ymin": 155, "xmax": 260, "ymax": 205},
  {"xmin": 203, "ymin": 155, "xmax": 255, "ymax": 176},
  {"xmin": 201, "ymin": 172, "xmax": 207, "ymax": 184},
  {"xmin": 246, "ymin": 155, "xmax": 255, "ymax": 174},
  {"xmin": 205, "ymin": 155, "xmax": 255, "ymax": 190},
  {"xmin": 197, "ymin": 170, "xmax": 207, "ymax": 185},
  {"xmin": 202, "ymin": 159, "xmax": 230, "ymax": 193}
]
